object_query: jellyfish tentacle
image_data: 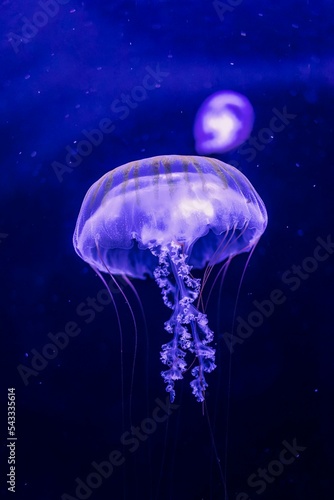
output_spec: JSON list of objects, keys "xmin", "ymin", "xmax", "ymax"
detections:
[
  {"xmin": 152, "ymin": 247, "xmax": 175, "ymax": 309},
  {"xmin": 188, "ymin": 309, "xmax": 216, "ymax": 402},
  {"xmin": 152, "ymin": 242, "xmax": 216, "ymax": 402}
]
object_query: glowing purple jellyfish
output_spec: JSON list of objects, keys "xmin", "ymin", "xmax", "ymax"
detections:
[
  {"xmin": 73, "ymin": 155, "xmax": 267, "ymax": 402},
  {"xmin": 194, "ymin": 90, "xmax": 254, "ymax": 155}
]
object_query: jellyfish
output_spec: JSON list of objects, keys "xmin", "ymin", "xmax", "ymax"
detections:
[
  {"xmin": 73, "ymin": 155, "xmax": 267, "ymax": 402},
  {"xmin": 194, "ymin": 90, "xmax": 254, "ymax": 155}
]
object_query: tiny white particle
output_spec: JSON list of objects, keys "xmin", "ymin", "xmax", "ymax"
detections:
[
  {"xmin": 31, "ymin": 151, "xmax": 37, "ymax": 158},
  {"xmin": 25, "ymin": 74, "xmax": 30, "ymax": 80}
]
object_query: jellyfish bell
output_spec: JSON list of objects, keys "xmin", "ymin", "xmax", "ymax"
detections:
[
  {"xmin": 194, "ymin": 90, "xmax": 254, "ymax": 155},
  {"xmin": 73, "ymin": 155, "xmax": 267, "ymax": 402}
]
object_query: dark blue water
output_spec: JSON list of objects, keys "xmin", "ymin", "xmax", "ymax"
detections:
[{"xmin": 1, "ymin": 1, "xmax": 333, "ymax": 499}]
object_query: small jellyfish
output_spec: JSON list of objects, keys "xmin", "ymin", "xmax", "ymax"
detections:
[
  {"xmin": 193, "ymin": 90, "xmax": 254, "ymax": 155},
  {"xmin": 73, "ymin": 155, "xmax": 267, "ymax": 402}
]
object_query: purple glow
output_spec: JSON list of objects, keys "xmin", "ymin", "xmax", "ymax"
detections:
[
  {"xmin": 194, "ymin": 90, "xmax": 254, "ymax": 154},
  {"xmin": 73, "ymin": 155, "xmax": 267, "ymax": 402}
]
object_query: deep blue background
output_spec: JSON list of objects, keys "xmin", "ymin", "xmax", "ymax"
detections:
[{"xmin": 1, "ymin": 1, "xmax": 334, "ymax": 499}]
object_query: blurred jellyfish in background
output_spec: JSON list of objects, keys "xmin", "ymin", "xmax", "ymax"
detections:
[{"xmin": 194, "ymin": 90, "xmax": 254, "ymax": 155}]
